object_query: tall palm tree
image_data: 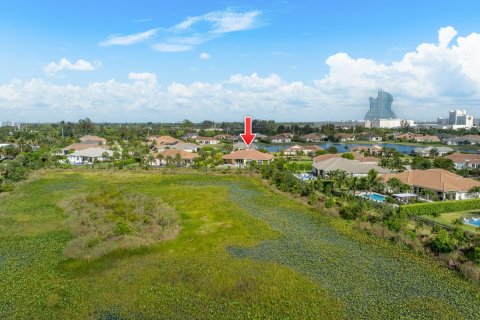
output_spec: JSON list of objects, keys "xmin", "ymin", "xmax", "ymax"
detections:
[{"xmin": 365, "ymin": 169, "xmax": 380, "ymax": 193}]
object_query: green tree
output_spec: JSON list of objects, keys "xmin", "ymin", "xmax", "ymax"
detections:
[
  {"xmin": 432, "ymin": 157, "xmax": 454, "ymax": 171},
  {"xmin": 430, "ymin": 229, "xmax": 454, "ymax": 253}
]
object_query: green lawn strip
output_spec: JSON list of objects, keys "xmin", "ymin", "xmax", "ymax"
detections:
[{"xmin": 421, "ymin": 210, "xmax": 480, "ymax": 234}]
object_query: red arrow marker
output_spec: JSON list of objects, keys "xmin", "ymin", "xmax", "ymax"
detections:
[{"xmin": 240, "ymin": 116, "xmax": 256, "ymax": 146}]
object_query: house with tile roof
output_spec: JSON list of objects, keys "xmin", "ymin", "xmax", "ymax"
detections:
[
  {"xmin": 283, "ymin": 145, "xmax": 323, "ymax": 156},
  {"xmin": 312, "ymin": 157, "xmax": 388, "ymax": 178},
  {"xmin": 147, "ymin": 135, "xmax": 181, "ymax": 146},
  {"xmin": 222, "ymin": 149, "xmax": 274, "ymax": 165},
  {"xmin": 151, "ymin": 149, "xmax": 199, "ymax": 166},
  {"xmin": 67, "ymin": 148, "xmax": 113, "ymax": 165},
  {"xmin": 301, "ymin": 133, "xmax": 328, "ymax": 142},
  {"xmin": 79, "ymin": 135, "xmax": 107, "ymax": 145},
  {"xmin": 381, "ymin": 169, "xmax": 480, "ymax": 200},
  {"xmin": 444, "ymin": 153, "xmax": 480, "ymax": 170},
  {"xmin": 193, "ymin": 136, "xmax": 220, "ymax": 145}
]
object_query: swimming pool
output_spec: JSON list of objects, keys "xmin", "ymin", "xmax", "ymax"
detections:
[
  {"xmin": 360, "ymin": 192, "xmax": 386, "ymax": 203},
  {"xmin": 464, "ymin": 217, "xmax": 480, "ymax": 227}
]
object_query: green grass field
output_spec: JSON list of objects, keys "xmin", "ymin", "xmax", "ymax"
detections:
[
  {"xmin": 1, "ymin": 170, "xmax": 480, "ymax": 319},
  {"xmin": 423, "ymin": 210, "xmax": 480, "ymax": 234}
]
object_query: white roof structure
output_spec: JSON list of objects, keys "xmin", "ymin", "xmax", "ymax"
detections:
[
  {"xmin": 313, "ymin": 157, "xmax": 389, "ymax": 175},
  {"xmin": 68, "ymin": 147, "xmax": 113, "ymax": 158}
]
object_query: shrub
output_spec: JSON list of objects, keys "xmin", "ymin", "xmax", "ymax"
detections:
[
  {"xmin": 399, "ymin": 198, "xmax": 480, "ymax": 216},
  {"xmin": 430, "ymin": 229, "xmax": 455, "ymax": 253}
]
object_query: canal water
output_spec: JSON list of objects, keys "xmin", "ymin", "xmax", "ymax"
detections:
[{"xmin": 262, "ymin": 142, "xmax": 477, "ymax": 154}]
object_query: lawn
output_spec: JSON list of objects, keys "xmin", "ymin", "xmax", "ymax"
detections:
[
  {"xmin": 1, "ymin": 170, "xmax": 480, "ymax": 319},
  {"xmin": 423, "ymin": 210, "xmax": 480, "ymax": 234}
]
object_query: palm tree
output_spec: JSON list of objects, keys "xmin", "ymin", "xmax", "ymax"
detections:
[
  {"xmin": 387, "ymin": 177, "xmax": 402, "ymax": 194},
  {"xmin": 429, "ymin": 148, "xmax": 439, "ymax": 159},
  {"xmin": 156, "ymin": 153, "xmax": 165, "ymax": 166},
  {"xmin": 365, "ymin": 169, "xmax": 380, "ymax": 193},
  {"xmin": 348, "ymin": 176, "xmax": 361, "ymax": 194},
  {"xmin": 421, "ymin": 188, "xmax": 434, "ymax": 200}
]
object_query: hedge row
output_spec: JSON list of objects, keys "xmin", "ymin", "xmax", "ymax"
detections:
[{"xmin": 399, "ymin": 198, "xmax": 480, "ymax": 216}]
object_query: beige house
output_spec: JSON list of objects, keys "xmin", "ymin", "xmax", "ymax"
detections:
[
  {"xmin": 312, "ymin": 157, "xmax": 388, "ymax": 178},
  {"xmin": 444, "ymin": 153, "xmax": 480, "ymax": 170},
  {"xmin": 381, "ymin": 169, "xmax": 480, "ymax": 200},
  {"xmin": 151, "ymin": 149, "xmax": 199, "ymax": 166},
  {"xmin": 283, "ymin": 145, "xmax": 323, "ymax": 155},
  {"xmin": 194, "ymin": 136, "xmax": 220, "ymax": 145},
  {"xmin": 148, "ymin": 135, "xmax": 181, "ymax": 146},
  {"xmin": 222, "ymin": 149, "xmax": 274, "ymax": 165}
]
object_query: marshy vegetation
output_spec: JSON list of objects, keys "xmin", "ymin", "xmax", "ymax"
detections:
[{"xmin": 61, "ymin": 190, "xmax": 179, "ymax": 259}]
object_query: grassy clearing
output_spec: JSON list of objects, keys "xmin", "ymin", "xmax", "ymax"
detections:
[
  {"xmin": 61, "ymin": 190, "xmax": 179, "ymax": 259},
  {"xmin": 423, "ymin": 210, "xmax": 480, "ymax": 234},
  {"xmin": 0, "ymin": 170, "xmax": 479, "ymax": 319}
]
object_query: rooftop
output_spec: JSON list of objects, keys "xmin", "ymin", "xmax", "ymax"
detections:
[{"xmin": 222, "ymin": 149, "xmax": 274, "ymax": 161}]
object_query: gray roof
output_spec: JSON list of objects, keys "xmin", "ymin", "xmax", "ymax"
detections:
[
  {"xmin": 312, "ymin": 157, "xmax": 389, "ymax": 175},
  {"xmin": 68, "ymin": 147, "xmax": 113, "ymax": 158},
  {"xmin": 413, "ymin": 146, "xmax": 454, "ymax": 153},
  {"xmin": 233, "ymin": 142, "xmax": 258, "ymax": 150},
  {"xmin": 158, "ymin": 143, "xmax": 200, "ymax": 151}
]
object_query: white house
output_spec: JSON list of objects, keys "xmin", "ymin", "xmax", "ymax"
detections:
[{"xmin": 67, "ymin": 148, "xmax": 114, "ymax": 165}]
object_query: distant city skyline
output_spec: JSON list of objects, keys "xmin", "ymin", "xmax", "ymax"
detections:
[{"xmin": 1, "ymin": 1, "xmax": 480, "ymax": 122}]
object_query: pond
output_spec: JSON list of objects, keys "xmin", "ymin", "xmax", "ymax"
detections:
[{"xmin": 262, "ymin": 142, "xmax": 478, "ymax": 155}]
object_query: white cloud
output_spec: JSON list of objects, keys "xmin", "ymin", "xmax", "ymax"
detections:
[
  {"xmin": 200, "ymin": 52, "xmax": 211, "ymax": 60},
  {"xmin": 100, "ymin": 8, "xmax": 262, "ymax": 53},
  {"xmin": 128, "ymin": 72, "xmax": 157, "ymax": 83},
  {"xmin": 43, "ymin": 58, "xmax": 100, "ymax": 75},
  {"xmin": 99, "ymin": 28, "xmax": 159, "ymax": 46},
  {"xmin": 3, "ymin": 26, "xmax": 480, "ymax": 122}
]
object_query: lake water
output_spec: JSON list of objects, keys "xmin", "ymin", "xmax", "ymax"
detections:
[{"xmin": 262, "ymin": 142, "xmax": 478, "ymax": 155}]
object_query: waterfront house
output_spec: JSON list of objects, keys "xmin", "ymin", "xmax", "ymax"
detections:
[
  {"xmin": 334, "ymin": 133, "xmax": 355, "ymax": 142},
  {"xmin": 381, "ymin": 169, "xmax": 480, "ymax": 200},
  {"xmin": 222, "ymin": 149, "xmax": 274, "ymax": 165},
  {"xmin": 301, "ymin": 133, "xmax": 328, "ymax": 142},
  {"xmin": 444, "ymin": 153, "xmax": 480, "ymax": 170},
  {"xmin": 283, "ymin": 145, "xmax": 323, "ymax": 156},
  {"xmin": 444, "ymin": 135, "xmax": 480, "ymax": 146},
  {"xmin": 270, "ymin": 134, "xmax": 292, "ymax": 143},
  {"xmin": 412, "ymin": 146, "xmax": 454, "ymax": 157}
]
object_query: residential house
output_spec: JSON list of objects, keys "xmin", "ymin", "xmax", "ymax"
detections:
[
  {"xmin": 360, "ymin": 134, "xmax": 382, "ymax": 142},
  {"xmin": 270, "ymin": 134, "xmax": 292, "ymax": 143},
  {"xmin": 302, "ymin": 133, "xmax": 328, "ymax": 142},
  {"xmin": 283, "ymin": 145, "xmax": 323, "ymax": 156},
  {"xmin": 381, "ymin": 169, "xmax": 480, "ymax": 200},
  {"xmin": 444, "ymin": 135, "xmax": 480, "ymax": 146},
  {"xmin": 414, "ymin": 134, "xmax": 440, "ymax": 143},
  {"xmin": 194, "ymin": 136, "xmax": 220, "ymax": 145},
  {"xmin": 254, "ymin": 133, "xmax": 268, "ymax": 142},
  {"xmin": 233, "ymin": 142, "xmax": 258, "ymax": 150},
  {"xmin": 350, "ymin": 145, "xmax": 383, "ymax": 156},
  {"xmin": 181, "ymin": 132, "xmax": 199, "ymax": 140},
  {"xmin": 67, "ymin": 148, "xmax": 114, "ymax": 165},
  {"xmin": 412, "ymin": 146, "xmax": 454, "ymax": 157},
  {"xmin": 157, "ymin": 142, "xmax": 200, "ymax": 153},
  {"xmin": 312, "ymin": 157, "xmax": 389, "ymax": 178},
  {"xmin": 60, "ymin": 142, "xmax": 109, "ymax": 155},
  {"xmin": 79, "ymin": 135, "xmax": 107, "ymax": 145},
  {"xmin": 334, "ymin": 133, "xmax": 355, "ymax": 142},
  {"xmin": 444, "ymin": 153, "xmax": 480, "ymax": 170},
  {"xmin": 313, "ymin": 152, "xmax": 380, "ymax": 164},
  {"xmin": 151, "ymin": 149, "xmax": 198, "ymax": 166},
  {"xmin": 222, "ymin": 149, "xmax": 274, "ymax": 165},
  {"xmin": 148, "ymin": 135, "xmax": 181, "ymax": 146},
  {"xmin": 214, "ymin": 134, "xmax": 238, "ymax": 143},
  {"xmin": 395, "ymin": 133, "xmax": 440, "ymax": 143}
]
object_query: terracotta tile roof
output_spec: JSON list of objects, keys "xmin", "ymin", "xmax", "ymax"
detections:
[
  {"xmin": 222, "ymin": 149, "xmax": 274, "ymax": 161},
  {"xmin": 381, "ymin": 169, "xmax": 480, "ymax": 192},
  {"xmin": 79, "ymin": 135, "xmax": 107, "ymax": 144},
  {"xmin": 64, "ymin": 143, "xmax": 107, "ymax": 151},
  {"xmin": 359, "ymin": 156, "xmax": 380, "ymax": 163},
  {"xmin": 445, "ymin": 153, "xmax": 480, "ymax": 164},
  {"xmin": 158, "ymin": 149, "xmax": 199, "ymax": 159},
  {"xmin": 148, "ymin": 135, "xmax": 181, "ymax": 145},
  {"xmin": 312, "ymin": 158, "xmax": 389, "ymax": 174}
]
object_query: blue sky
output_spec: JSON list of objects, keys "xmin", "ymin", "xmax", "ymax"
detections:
[{"xmin": 1, "ymin": 0, "xmax": 480, "ymax": 122}]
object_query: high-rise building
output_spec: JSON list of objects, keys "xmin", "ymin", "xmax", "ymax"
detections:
[
  {"xmin": 437, "ymin": 110, "xmax": 474, "ymax": 130},
  {"xmin": 364, "ymin": 90, "xmax": 397, "ymax": 120}
]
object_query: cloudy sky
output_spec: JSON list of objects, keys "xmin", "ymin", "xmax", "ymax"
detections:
[{"xmin": 1, "ymin": 0, "xmax": 480, "ymax": 123}]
